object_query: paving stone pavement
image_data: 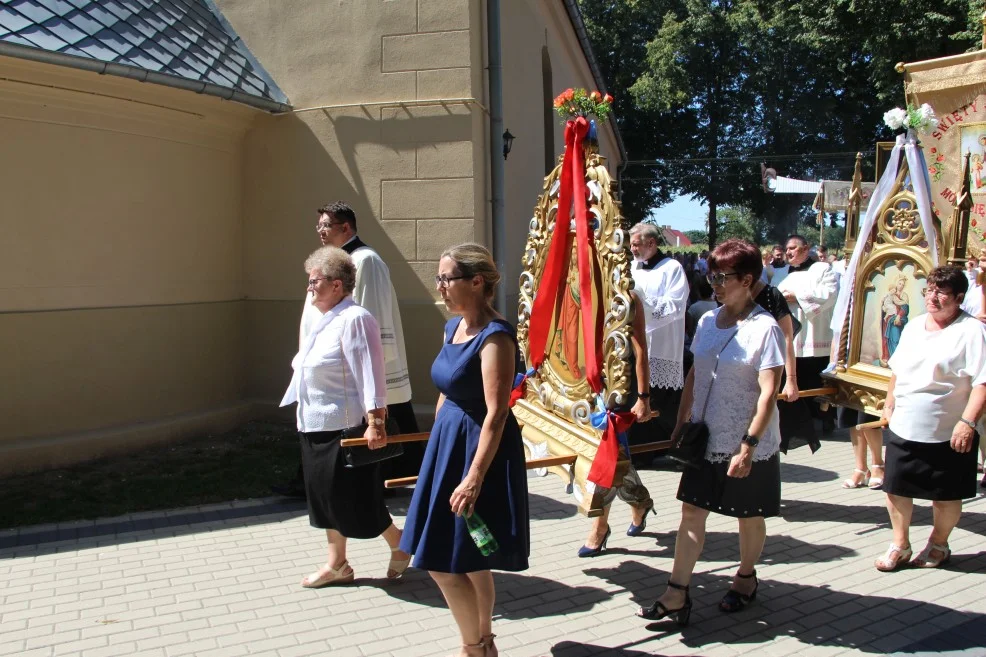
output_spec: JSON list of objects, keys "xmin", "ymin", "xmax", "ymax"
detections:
[{"xmin": 2, "ymin": 432, "xmax": 985, "ymax": 657}]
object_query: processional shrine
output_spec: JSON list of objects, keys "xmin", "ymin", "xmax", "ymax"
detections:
[{"xmin": 821, "ymin": 20, "xmax": 986, "ymax": 416}]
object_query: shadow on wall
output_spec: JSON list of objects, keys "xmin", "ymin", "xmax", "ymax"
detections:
[{"xmin": 245, "ymin": 106, "xmax": 480, "ymax": 405}]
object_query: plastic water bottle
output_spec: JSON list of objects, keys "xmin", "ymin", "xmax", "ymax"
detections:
[{"xmin": 464, "ymin": 512, "xmax": 499, "ymax": 556}]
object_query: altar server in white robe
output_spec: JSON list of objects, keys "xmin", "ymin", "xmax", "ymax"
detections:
[{"xmin": 775, "ymin": 234, "xmax": 839, "ymax": 450}]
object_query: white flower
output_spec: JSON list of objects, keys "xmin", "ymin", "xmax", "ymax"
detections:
[
  {"xmin": 918, "ymin": 103, "xmax": 935, "ymax": 120},
  {"xmin": 884, "ymin": 108, "xmax": 907, "ymax": 130}
]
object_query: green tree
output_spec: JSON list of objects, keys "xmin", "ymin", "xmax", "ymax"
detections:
[
  {"xmin": 578, "ymin": 0, "xmax": 981, "ymax": 245},
  {"xmin": 684, "ymin": 229, "xmax": 708, "ymax": 244}
]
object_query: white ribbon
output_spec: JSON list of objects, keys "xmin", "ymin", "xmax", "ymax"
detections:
[
  {"xmin": 829, "ymin": 134, "xmax": 905, "ymax": 343},
  {"xmin": 830, "ymin": 130, "xmax": 940, "ymax": 350},
  {"xmin": 280, "ymin": 297, "xmax": 352, "ymax": 407},
  {"xmin": 904, "ymin": 130, "xmax": 940, "ymax": 267}
]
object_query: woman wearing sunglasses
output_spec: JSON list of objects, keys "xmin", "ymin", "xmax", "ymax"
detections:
[{"xmin": 637, "ymin": 238, "xmax": 785, "ymax": 624}]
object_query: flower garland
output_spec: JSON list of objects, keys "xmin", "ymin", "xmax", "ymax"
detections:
[
  {"xmin": 883, "ymin": 103, "xmax": 939, "ymax": 134},
  {"xmin": 554, "ymin": 88, "xmax": 614, "ymax": 123}
]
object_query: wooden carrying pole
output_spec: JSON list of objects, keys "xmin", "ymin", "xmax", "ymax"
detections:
[
  {"xmin": 855, "ymin": 418, "xmax": 888, "ymax": 431},
  {"xmin": 776, "ymin": 387, "xmax": 837, "ymax": 400},
  {"xmin": 341, "ymin": 434, "xmax": 676, "ymax": 488}
]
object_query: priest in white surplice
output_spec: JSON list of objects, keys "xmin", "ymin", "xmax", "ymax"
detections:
[{"xmin": 775, "ymin": 234, "xmax": 839, "ymax": 451}]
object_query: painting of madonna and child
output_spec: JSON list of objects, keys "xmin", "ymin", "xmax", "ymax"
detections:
[{"xmin": 857, "ymin": 260, "xmax": 926, "ymax": 369}]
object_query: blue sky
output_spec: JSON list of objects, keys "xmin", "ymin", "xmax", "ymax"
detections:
[{"xmin": 647, "ymin": 194, "xmax": 707, "ymax": 233}]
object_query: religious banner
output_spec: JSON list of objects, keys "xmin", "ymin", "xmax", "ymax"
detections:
[{"xmin": 903, "ymin": 49, "xmax": 986, "ymax": 252}]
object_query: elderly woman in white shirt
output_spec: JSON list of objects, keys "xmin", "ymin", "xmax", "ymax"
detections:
[
  {"xmin": 280, "ymin": 246, "xmax": 411, "ymax": 587},
  {"xmin": 876, "ymin": 265, "xmax": 986, "ymax": 572}
]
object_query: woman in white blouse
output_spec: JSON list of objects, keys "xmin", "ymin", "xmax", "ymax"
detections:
[
  {"xmin": 638, "ymin": 239, "xmax": 784, "ymax": 625},
  {"xmin": 280, "ymin": 246, "xmax": 411, "ymax": 587},
  {"xmin": 875, "ymin": 265, "xmax": 986, "ymax": 571}
]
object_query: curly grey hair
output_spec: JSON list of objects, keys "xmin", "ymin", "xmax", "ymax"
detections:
[{"xmin": 304, "ymin": 246, "xmax": 356, "ymax": 294}]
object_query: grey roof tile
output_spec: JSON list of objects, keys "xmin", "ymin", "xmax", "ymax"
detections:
[
  {"xmin": 9, "ymin": 0, "xmax": 54, "ymax": 23},
  {"xmin": 0, "ymin": 0, "xmax": 288, "ymax": 105}
]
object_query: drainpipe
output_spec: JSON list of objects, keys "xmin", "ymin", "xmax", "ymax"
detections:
[{"xmin": 486, "ymin": 0, "xmax": 507, "ymax": 314}]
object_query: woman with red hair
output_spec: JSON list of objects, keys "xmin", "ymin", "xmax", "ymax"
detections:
[{"xmin": 637, "ymin": 239, "xmax": 785, "ymax": 624}]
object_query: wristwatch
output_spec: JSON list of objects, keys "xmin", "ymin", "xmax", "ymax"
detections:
[
  {"xmin": 637, "ymin": 392, "xmax": 650, "ymax": 399},
  {"xmin": 959, "ymin": 417, "xmax": 977, "ymax": 429},
  {"xmin": 371, "ymin": 417, "xmax": 385, "ymax": 427},
  {"xmin": 741, "ymin": 434, "xmax": 760, "ymax": 447}
]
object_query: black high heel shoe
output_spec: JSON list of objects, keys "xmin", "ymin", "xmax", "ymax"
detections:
[
  {"xmin": 577, "ymin": 526, "xmax": 611, "ymax": 558},
  {"xmin": 719, "ymin": 569, "xmax": 758, "ymax": 612},
  {"xmin": 636, "ymin": 581, "xmax": 691, "ymax": 625},
  {"xmin": 626, "ymin": 499, "xmax": 656, "ymax": 537}
]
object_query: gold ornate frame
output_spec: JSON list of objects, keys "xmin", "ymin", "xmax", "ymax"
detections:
[{"xmin": 513, "ymin": 148, "xmax": 635, "ymax": 516}]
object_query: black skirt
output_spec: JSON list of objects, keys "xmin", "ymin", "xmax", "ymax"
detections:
[
  {"xmin": 835, "ymin": 407, "xmax": 880, "ymax": 429},
  {"xmin": 676, "ymin": 453, "xmax": 781, "ymax": 518},
  {"xmin": 883, "ymin": 429, "xmax": 980, "ymax": 501},
  {"xmin": 299, "ymin": 430, "xmax": 392, "ymax": 537}
]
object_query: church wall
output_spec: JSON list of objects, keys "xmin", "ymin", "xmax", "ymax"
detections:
[{"xmin": 0, "ymin": 57, "xmax": 259, "ymax": 473}]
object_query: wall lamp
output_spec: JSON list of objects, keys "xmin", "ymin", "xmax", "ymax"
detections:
[{"xmin": 503, "ymin": 129, "xmax": 515, "ymax": 159}]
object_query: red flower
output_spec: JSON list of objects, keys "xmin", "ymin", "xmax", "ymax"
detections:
[
  {"xmin": 973, "ymin": 218, "xmax": 978, "ymax": 227},
  {"xmin": 603, "ymin": 93, "xmax": 614, "ymax": 104},
  {"xmin": 590, "ymin": 91, "xmax": 601, "ymax": 102},
  {"xmin": 936, "ymin": 153, "xmax": 945, "ymax": 163},
  {"xmin": 930, "ymin": 147, "xmax": 937, "ymax": 154}
]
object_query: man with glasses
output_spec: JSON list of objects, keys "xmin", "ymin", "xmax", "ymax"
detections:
[
  {"xmin": 273, "ymin": 201, "xmax": 418, "ymax": 498},
  {"xmin": 775, "ymin": 234, "xmax": 840, "ymax": 443}
]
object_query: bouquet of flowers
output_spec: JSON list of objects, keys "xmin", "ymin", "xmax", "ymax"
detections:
[
  {"xmin": 554, "ymin": 88, "xmax": 614, "ymax": 123},
  {"xmin": 883, "ymin": 103, "xmax": 939, "ymax": 134}
]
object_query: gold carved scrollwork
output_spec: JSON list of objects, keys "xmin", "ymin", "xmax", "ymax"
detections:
[{"xmin": 515, "ymin": 143, "xmax": 634, "ymax": 516}]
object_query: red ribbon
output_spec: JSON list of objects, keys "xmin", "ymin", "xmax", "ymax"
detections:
[
  {"xmin": 527, "ymin": 117, "xmax": 602, "ymax": 387},
  {"xmin": 587, "ymin": 411, "xmax": 635, "ymax": 487},
  {"xmin": 521, "ymin": 116, "xmax": 627, "ymax": 487}
]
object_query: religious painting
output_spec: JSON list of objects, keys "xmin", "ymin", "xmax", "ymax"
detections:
[
  {"xmin": 960, "ymin": 123, "xmax": 986, "ymax": 193},
  {"xmin": 857, "ymin": 260, "xmax": 925, "ymax": 368},
  {"xmin": 545, "ymin": 239, "xmax": 601, "ymax": 385}
]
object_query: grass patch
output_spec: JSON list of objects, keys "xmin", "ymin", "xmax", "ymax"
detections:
[{"xmin": 0, "ymin": 420, "xmax": 299, "ymax": 529}]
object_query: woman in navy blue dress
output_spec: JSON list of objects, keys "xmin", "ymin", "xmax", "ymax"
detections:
[{"xmin": 400, "ymin": 243, "xmax": 529, "ymax": 657}]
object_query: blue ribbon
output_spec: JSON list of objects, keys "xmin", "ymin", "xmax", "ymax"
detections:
[{"xmin": 513, "ymin": 367, "xmax": 536, "ymax": 389}]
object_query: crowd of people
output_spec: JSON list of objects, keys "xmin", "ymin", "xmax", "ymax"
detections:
[{"xmin": 277, "ymin": 204, "xmax": 986, "ymax": 656}]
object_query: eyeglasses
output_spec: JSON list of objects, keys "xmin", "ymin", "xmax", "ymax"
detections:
[
  {"xmin": 316, "ymin": 221, "xmax": 346, "ymax": 231},
  {"xmin": 308, "ymin": 277, "xmax": 332, "ymax": 287},
  {"xmin": 921, "ymin": 287, "xmax": 953, "ymax": 300},
  {"xmin": 435, "ymin": 275, "xmax": 471, "ymax": 288},
  {"xmin": 706, "ymin": 272, "xmax": 742, "ymax": 286}
]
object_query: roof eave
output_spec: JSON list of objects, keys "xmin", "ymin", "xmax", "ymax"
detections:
[{"xmin": 0, "ymin": 41, "xmax": 292, "ymax": 114}]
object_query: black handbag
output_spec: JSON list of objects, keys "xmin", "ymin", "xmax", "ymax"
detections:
[
  {"xmin": 337, "ymin": 348, "xmax": 403, "ymax": 469},
  {"xmin": 341, "ymin": 417, "xmax": 403, "ymax": 468},
  {"xmin": 667, "ymin": 324, "xmax": 744, "ymax": 469}
]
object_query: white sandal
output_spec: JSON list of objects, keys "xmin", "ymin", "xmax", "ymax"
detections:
[
  {"xmin": 911, "ymin": 542, "xmax": 951, "ymax": 568},
  {"xmin": 387, "ymin": 547, "xmax": 411, "ymax": 579},
  {"xmin": 875, "ymin": 544, "xmax": 912, "ymax": 572},
  {"xmin": 301, "ymin": 560, "xmax": 354, "ymax": 588},
  {"xmin": 842, "ymin": 468, "xmax": 869, "ymax": 489},
  {"xmin": 868, "ymin": 464, "xmax": 885, "ymax": 490}
]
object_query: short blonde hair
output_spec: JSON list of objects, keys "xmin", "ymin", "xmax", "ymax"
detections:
[
  {"xmin": 304, "ymin": 246, "xmax": 356, "ymax": 294},
  {"xmin": 441, "ymin": 243, "xmax": 501, "ymax": 299}
]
